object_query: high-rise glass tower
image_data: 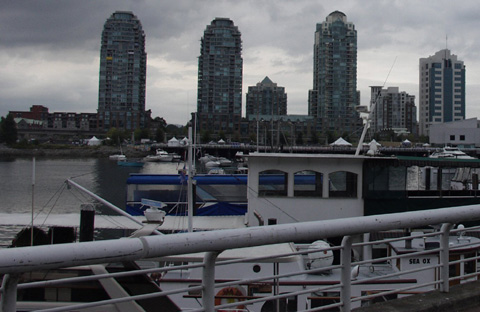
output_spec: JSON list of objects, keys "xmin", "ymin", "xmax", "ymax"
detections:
[
  {"xmin": 246, "ymin": 76, "xmax": 287, "ymax": 119},
  {"xmin": 98, "ymin": 11, "xmax": 148, "ymax": 131},
  {"xmin": 197, "ymin": 18, "xmax": 243, "ymax": 138},
  {"xmin": 419, "ymin": 49, "xmax": 465, "ymax": 136},
  {"xmin": 308, "ymin": 11, "xmax": 360, "ymax": 135}
]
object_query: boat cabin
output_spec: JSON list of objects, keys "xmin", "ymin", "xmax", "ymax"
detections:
[{"xmin": 246, "ymin": 153, "xmax": 480, "ymax": 226}]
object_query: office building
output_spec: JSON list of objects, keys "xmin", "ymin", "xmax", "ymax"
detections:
[
  {"xmin": 197, "ymin": 18, "xmax": 243, "ymax": 138},
  {"xmin": 419, "ymin": 49, "xmax": 465, "ymax": 136},
  {"xmin": 246, "ymin": 77, "xmax": 287, "ymax": 119},
  {"xmin": 98, "ymin": 11, "xmax": 149, "ymax": 131},
  {"xmin": 308, "ymin": 11, "xmax": 361, "ymax": 135},
  {"xmin": 369, "ymin": 87, "xmax": 416, "ymax": 135}
]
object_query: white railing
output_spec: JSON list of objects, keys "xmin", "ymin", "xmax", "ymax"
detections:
[{"xmin": 2, "ymin": 205, "xmax": 480, "ymax": 311}]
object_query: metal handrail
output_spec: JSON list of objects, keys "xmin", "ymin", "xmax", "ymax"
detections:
[{"xmin": 2, "ymin": 204, "xmax": 480, "ymax": 311}]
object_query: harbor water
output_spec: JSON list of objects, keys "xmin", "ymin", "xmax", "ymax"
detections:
[{"xmin": 0, "ymin": 157, "xmax": 182, "ymax": 245}]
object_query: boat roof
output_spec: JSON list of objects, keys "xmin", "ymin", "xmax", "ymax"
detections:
[
  {"xmin": 396, "ymin": 155, "xmax": 480, "ymax": 168},
  {"xmin": 151, "ymin": 243, "xmax": 299, "ymax": 263},
  {"xmin": 127, "ymin": 174, "xmax": 248, "ymax": 185},
  {"xmin": 0, "ymin": 213, "xmax": 246, "ymax": 231},
  {"xmin": 389, "ymin": 234, "xmax": 480, "ymax": 254},
  {"xmin": 248, "ymin": 153, "xmax": 383, "ymax": 160},
  {"xmin": 247, "ymin": 153, "xmax": 480, "ymax": 168}
]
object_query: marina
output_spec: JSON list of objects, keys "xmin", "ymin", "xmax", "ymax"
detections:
[{"xmin": 2, "ymin": 150, "xmax": 480, "ymax": 310}]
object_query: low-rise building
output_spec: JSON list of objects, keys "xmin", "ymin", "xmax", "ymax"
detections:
[{"xmin": 429, "ymin": 118, "xmax": 480, "ymax": 147}]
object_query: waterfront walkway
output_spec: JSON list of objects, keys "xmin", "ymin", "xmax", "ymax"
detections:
[{"xmin": 353, "ymin": 280, "xmax": 480, "ymax": 312}]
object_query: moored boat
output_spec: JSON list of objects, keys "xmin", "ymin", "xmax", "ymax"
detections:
[
  {"xmin": 429, "ymin": 146, "xmax": 476, "ymax": 159},
  {"xmin": 144, "ymin": 149, "xmax": 174, "ymax": 162}
]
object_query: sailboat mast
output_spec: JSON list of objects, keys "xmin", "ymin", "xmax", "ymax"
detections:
[
  {"xmin": 31, "ymin": 157, "xmax": 35, "ymax": 246},
  {"xmin": 187, "ymin": 126, "xmax": 194, "ymax": 232}
]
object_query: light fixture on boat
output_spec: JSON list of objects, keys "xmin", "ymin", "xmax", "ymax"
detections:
[
  {"xmin": 141, "ymin": 198, "xmax": 167, "ymax": 224},
  {"xmin": 456, "ymin": 224, "xmax": 469, "ymax": 242}
]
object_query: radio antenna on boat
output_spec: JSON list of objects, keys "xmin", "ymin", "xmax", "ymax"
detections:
[{"xmin": 355, "ymin": 56, "xmax": 397, "ymax": 156}]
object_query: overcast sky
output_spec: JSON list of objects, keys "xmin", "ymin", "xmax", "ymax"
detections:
[{"xmin": 2, "ymin": 0, "xmax": 480, "ymax": 126}]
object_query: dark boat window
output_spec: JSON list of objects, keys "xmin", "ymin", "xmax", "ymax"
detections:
[
  {"xmin": 258, "ymin": 170, "xmax": 288, "ymax": 197},
  {"xmin": 329, "ymin": 171, "xmax": 357, "ymax": 198},
  {"xmin": 294, "ymin": 170, "xmax": 323, "ymax": 197}
]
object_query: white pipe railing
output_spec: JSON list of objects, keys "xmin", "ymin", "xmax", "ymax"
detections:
[{"xmin": 2, "ymin": 204, "xmax": 480, "ymax": 311}]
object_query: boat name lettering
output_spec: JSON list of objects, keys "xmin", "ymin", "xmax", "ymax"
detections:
[{"xmin": 409, "ymin": 258, "xmax": 431, "ymax": 264}]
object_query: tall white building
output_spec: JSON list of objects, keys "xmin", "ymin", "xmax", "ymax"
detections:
[
  {"xmin": 370, "ymin": 86, "xmax": 416, "ymax": 135},
  {"xmin": 419, "ymin": 49, "xmax": 465, "ymax": 136}
]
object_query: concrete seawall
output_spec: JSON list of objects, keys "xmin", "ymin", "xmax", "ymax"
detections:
[{"xmin": 0, "ymin": 145, "xmax": 149, "ymax": 158}]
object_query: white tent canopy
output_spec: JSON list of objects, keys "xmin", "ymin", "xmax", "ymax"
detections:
[
  {"xmin": 168, "ymin": 137, "xmax": 180, "ymax": 147},
  {"xmin": 87, "ymin": 136, "xmax": 101, "ymax": 146},
  {"xmin": 330, "ymin": 137, "xmax": 352, "ymax": 146},
  {"xmin": 402, "ymin": 139, "xmax": 412, "ymax": 147},
  {"xmin": 180, "ymin": 137, "xmax": 189, "ymax": 145}
]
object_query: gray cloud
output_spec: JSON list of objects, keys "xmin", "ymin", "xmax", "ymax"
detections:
[{"xmin": 2, "ymin": 0, "xmax": 480, "ymax": 124}]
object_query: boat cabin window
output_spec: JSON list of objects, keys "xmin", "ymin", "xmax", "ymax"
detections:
[
  {"xmin": 329, "ymin": 171, "xmax": 357, "ymax": 198},
  {"xmin": 294, "ymin": 170, "xmax": 323, "ymax": 197},
  {"xmin": 258, "ymin": 170, "xmax": 288, "ymax": 197}
]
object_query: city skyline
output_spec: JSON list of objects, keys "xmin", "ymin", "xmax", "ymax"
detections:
[{"xmin": 2, "ymin": 1, "xmax": 480, "ymax": 126}]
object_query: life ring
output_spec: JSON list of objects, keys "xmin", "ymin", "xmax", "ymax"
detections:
[{"xmin": 214, "ymin": 286, "xmax": 246, "ymax": 311}]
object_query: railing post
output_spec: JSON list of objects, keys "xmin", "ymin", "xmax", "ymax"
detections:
[
  {"xmin": 439, "ymin": 223, "xmax": 453, "ymax": 292},
  {"xmin": 1, "ymin": 274, "xmax": 20, "ymax": 312},
  {"xmin": 203, "ymin": 251, "xmax": 219, "ymax": 312},
  {"xmin": 341, "ymin": 235, "xmax": 353, "ymax": 312}
]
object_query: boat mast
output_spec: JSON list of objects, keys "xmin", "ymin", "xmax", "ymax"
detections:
[
  {"xmin": 355, "ymin": 57, "xmax": 396, "ymax": 156},
  {"xmin": 31, "ymin": 157, "xmax": 35, "ymax": 246},
  {"xmin": 65, "ymin": 179, "xmax": 163, "ymax": 235},
  {"xmin": 187, "ymin": 126, "xmax": 194, "ymax": 232}
]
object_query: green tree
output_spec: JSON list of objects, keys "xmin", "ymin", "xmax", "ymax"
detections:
[
  {"xmin": 311, "ymin": 131, "xmax": 319, "ymax": 145},
  {"xmin": 106, "ymin": 127, "xmax": 126, "ymax": 145},
  {"xmin": 296, "ymin": 132, "xmax": 304, "ymax": 145},
  {"xmin": 153, "ymin": 117, "xmax": 167, "ymax": 142},
  {"xmin": 201, "ymin": 130, "xmax": 211, "ymax": 144},
  {"xmin": 218, "ymin": 131, "xmax": 226, "ymax": 141},
  {"xmin": 326, "ymin": 131, "xmax": 336, "ymax": 144},
  {"xmin": 155, "ymin": 127, "xmax": 165, "ymax": 143},
  {"xmin": 134, "ymin": 128, "xmax": 150, "ymax": 142},
  {"xmin": 153, "ymin": 116, "xmax": 167, "ymax": 129},
  {"xmin": 0, "ymin": 114, "xmax": 18, "ymax": 145}
]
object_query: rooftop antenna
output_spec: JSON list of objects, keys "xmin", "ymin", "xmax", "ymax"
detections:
[
  {"xmin": 355, "ymin": 57, "xmax": 397, "ymax": 156},
  {"xmin": 445, "ymin": 34, "xmax": 448, "ymax": 58}
]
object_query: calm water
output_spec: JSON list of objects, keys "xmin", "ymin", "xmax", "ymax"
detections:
[{"xmin": 0, "ymin": 157, "xmax": 182, "ymax": 244}]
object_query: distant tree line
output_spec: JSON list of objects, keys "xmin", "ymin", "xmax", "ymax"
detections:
[{"xmin": 0, "ymin": 113, "xmax": 17, "ymax": 145}]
